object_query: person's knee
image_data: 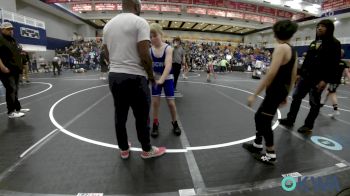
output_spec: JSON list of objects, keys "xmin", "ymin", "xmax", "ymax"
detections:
[
  {"xmin": 167, "ymin": 99, "xmax": 176, "ymax": 108},
  {"xmin": 152, "ymin": 98, "xmax": 160, "ymax": 107}
]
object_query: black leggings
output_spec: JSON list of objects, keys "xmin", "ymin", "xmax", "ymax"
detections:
[{"xmin": 254, "ymin": 92, "xmax": 287, "ymax": 147}]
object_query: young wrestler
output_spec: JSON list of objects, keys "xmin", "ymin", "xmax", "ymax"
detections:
[
  {"xmin": 150, "ymin": 23, "xmax": 181, "ymax": 137},
  {"xmin": 243, "ymin": 20, "xmax": 298, "ymax": 164}
]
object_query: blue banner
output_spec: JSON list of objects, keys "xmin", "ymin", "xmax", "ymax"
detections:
[{"xmin": 3, "ymin": 19, "xmax": 47, "ymax": 46}]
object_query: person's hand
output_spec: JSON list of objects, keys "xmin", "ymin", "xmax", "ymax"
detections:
[
  {"xmin": 316, "ymin": 80, "xmax": 327, "ymax": 92},
  {"xmin": 156, "ymin": 79, "xmax": 164, "ymax": 86},
  {"xmin": 247, "ymin": 95, "xmax": 256, "ymax": 108},
  {"xmin": 0, "ymin": 66, "xmax": 10, "ymax": 74}
]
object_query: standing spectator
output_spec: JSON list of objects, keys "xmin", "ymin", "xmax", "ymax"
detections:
[
  {"xmin": 172, "ymin": 37, "xmax": 185, "ymax": 92},
  {"xmin": 52, "ymin": 54, "xmax": 61, "ymax": 76},
  {"xmin": 20, "ymin": 49, "xmax": 30, "ymax": 83},
  {"xmin": 0, "ymin": 22, "xmax": 30, "ymax": 118},
  {"xmin": 321, "ymin": 49, "xmax": 350, "ymax": 117},
  {"xmin": 103, "ymin": 0, "xmax": 166, "ymax": 159},
  {"xmin": 31, "ymin": 57, "xmax": 39, "ymax": 73},
  {"xmin": 38, "ymin": 56, "xmax": 47, "ymax": 72},
  {"xmin": 99, "ymin": 47, "xmax": 109, "ymax": 80},
  {"xmin": 279, "ymin": 19, "xmax": 341, "ymax": 133},
  {"xmin": 219, "ymin": 58, "xmax": 228, "ymax": 73}
]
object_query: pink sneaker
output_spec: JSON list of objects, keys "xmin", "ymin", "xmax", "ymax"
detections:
[
  {"xmin": 120, "ymin": 142, "xmax": 131, "ymax": 159},
  {"xmin": 141, "ymin": 146, "xmax": 166, "ymax": 159}
]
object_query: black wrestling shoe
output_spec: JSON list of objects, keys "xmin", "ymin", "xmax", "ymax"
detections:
[
  {"xmin": 172, "ymin": 121, "xmax": 181, "ymax": 136},
  {"xmin": 151, "ymin": 123, "xmax": 159, "ymax": 138}
]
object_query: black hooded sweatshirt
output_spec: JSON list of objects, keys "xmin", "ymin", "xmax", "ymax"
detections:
[{"xmin": 299, "ymin": 20, "xmax": 341, "ymax": 84}]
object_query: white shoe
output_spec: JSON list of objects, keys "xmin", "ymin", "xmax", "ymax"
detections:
[
  {"xmin": 8, "ymin": 112, "xmax": 25, "ymax": 118},
  {"xmin": 328, "ymin": 110, "xmax": 340, "ymax": 118},
  {"xmin": 18, "ymin": 108, "xmax": 30, "ymax": 113}
]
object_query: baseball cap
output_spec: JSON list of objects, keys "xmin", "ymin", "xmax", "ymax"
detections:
[{"xmin": 1, "ymin": 22, "xmax": 14, "ymax": 29}]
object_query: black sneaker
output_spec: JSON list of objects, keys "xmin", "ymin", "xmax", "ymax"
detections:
[
  {"xmin": 242, "ymin": 143, "xmax": 263, "ymax": 154},
  {"xmin": 279, "ymin": 118, "xmax": 294, "ymax": 128},
  {"xmin": 151, "ymin": 123, "xmax": 159, "ymax": 138},
  {"xmin": 172, "ymin": 121, "xmax": 181, "ymax": 136},
  {"xmin": 254, "ymin": 153, "xmax": 276, "ymax": 165},
  {"xmin": 297, "ymin": 125, "xmax": 312, "ymax": 134}
]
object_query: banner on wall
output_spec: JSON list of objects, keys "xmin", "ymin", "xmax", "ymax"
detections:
[
  {"xmin": 49, "ymin": 0, "xmax": 306, "ymax": 21},
  {"xmin": 187, "ymin": 7, "xmax": 207, "ymax": 15},
  {"xmin": 20, "ymin": 27, "xmax": 40, "ymax": 39},
  {"xmin": 46, "ymin": 0, "xmax": 83, "ymax": 3},
  {"xmin": 207, "ymin": 9, "xmax": 226, "ymax": 17},
  {"xmin": 95, "ymin": 3, "xmax": 118, "ymax": 11},
  {"xmin": 72, "ymin": 4, "xmax": 92, "ymax": 12},
  {"xmin": 3, "ymin": 20, "xmax": 47, "ymax": 47},
  {"xmin": 161, "ymin": 5, "xmax": 181, "ymax": 12},
  {"xmin": 226, "ymin": 11, "xmax": 244, "ymax": 19},
  {"xmin": 322, "ymin": 0, "xmax": 350, "ymax": 11}
]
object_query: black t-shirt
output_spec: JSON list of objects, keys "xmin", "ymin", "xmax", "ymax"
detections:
[{"xmin": 0, "ymin": 34, "xmax": 21, "ymax": 75}]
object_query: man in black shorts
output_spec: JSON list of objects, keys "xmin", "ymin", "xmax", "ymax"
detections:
[{"xmin": 321, "ymin": 49, "xmax": 350, "ymax": 117}]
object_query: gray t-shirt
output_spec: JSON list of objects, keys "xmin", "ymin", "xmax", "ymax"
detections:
[
  {"xmin": 103, "ymin": 13, "xmax": 150, "ymax": 78},
  {"xmin": 52, "ymin": 56, "xmax": 60, "ymax": 63},
  {"xmin": 173, "ymin": 46, "xmax": 184, "ymax": 64}
]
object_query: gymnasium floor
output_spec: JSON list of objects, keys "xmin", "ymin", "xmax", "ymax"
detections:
[{"xmin": 0, "ymin": 70, "xmax": 349, "ymax": 196}]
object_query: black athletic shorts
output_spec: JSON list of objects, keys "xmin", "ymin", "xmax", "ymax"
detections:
[{"xmin": 328, "ymin": 83, "xmax": 339, "ymax": 93}]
